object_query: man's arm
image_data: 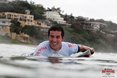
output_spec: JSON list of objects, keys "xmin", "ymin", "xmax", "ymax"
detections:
[{"xmin": 79, "ymin": 45, "xmax": 95, "ymax": 55}]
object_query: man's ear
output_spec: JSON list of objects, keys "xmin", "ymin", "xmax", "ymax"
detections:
[{"xmin": 62, "ymin": 37, "xmax": 64, "ymax": 41}]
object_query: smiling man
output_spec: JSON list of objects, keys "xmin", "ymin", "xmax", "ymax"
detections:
[{"xmin": 32, "ymin": 26, "xmax": 95, "ymax": 57}]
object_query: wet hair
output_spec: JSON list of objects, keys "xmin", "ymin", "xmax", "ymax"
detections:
[{"xmin": 48, "ymin": 26, "xmax": 64, "ymax": 38}]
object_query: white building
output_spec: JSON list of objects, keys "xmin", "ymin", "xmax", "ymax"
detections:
[
  {"xmin": 0, "ymin": 19, "xmax": 11, "ymax": 35},
  {"xmin": 45, "ymin": 11, "xmax": 66, "ymax": 24},
  {"xmin": 0, "ymin": 12, "xmax": 35, "ymax": 26},
  {"xmin": 0, "ymin": 0, "xmax": 14, "ymax": 3},
  {"xmin": 0, "ymin": 19, "xmax": 11, "ymax": 26},
  {"xmin": 82, "ymin": 22, "xmax": 107, "ymax": 31},
  {"xmin": 0, "ymin": 0, "xmax": 8, "ymax": 3}
]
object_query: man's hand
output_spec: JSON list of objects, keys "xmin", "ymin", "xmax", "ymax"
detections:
[
  {"xmin": 89, "ymin": 48, "xmax": 95, "ymax": 55},
  {"xmin": 79, "ymin": 45, "xmax": 95, "ymax": 55}
]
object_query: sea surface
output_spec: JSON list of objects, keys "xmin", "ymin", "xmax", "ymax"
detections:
[{"xmin": 0, "ymin": 43, "xmax": 117, "ymax": 78}]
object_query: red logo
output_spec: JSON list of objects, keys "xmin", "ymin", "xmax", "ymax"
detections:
[
  {"xmin": 102, "ymin": 67, "xmax": 115, "ymax": 78},
  {"xmin": 68, "ymin": 44, "xmax": 76, "ymax": 48},
  {"xmin": 35, "ymin": 47, "xmax": 47, "ymax": 56}
]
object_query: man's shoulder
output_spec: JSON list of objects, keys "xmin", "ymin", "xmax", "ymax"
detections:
[
  {"xmin": 36, "ymin": 40, "xmax": 49, "ymax": 48},
  {"xmin": 62, "ymin": 41, "xmax": 74, "ymax": 45},
  {"xmin": 62, "ymin": 42, "xmax": 73, "ymax": 46},
  {"xmin": 36, "ymin": 41, "xmax": 49, "ymax": 52},
  {"xmin": 62, "ymin": 42, "xmax": 78, "ymax": 48}
]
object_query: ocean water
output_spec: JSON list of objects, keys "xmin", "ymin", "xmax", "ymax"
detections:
[{"xmin": 0, "ymin": 43, "xmax": 117, "ymax": 78}]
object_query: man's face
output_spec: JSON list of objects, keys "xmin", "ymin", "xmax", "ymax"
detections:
[{"xmin": 49, "ymin": 30, "xmax": 63, "ymax": 51}]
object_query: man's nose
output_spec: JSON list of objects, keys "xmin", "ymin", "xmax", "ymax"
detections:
[{"xmin": 52, "ymin": 37, "xmax": 57, "ymax": 41}]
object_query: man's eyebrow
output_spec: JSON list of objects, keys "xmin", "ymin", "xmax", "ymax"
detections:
[{"xmin": 56, "ymin": 36, "xmax": 60, "ymax": 38}]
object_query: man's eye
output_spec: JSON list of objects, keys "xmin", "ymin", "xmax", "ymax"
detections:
[
  {"xmin": 50, "ymin": 35, "xmax": 54, "ymax": 38},
  {"xmin": 56, "ymin": 36, "xmax": 60, "ymax": 38}
]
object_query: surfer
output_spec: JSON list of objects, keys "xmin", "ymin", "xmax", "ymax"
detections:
[{"xmin": 31, "ymin": 26, "xmax": 95, "ymax": 57}]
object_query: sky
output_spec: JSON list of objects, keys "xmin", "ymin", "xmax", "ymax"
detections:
[{"xmin": 27, "ymin": 0, "xmax": 117, "ymax": 23}]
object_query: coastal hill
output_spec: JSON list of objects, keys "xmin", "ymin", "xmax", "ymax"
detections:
[{"xmin": 0, "ymin": 0, "xmax": 117, "ymax": 52}]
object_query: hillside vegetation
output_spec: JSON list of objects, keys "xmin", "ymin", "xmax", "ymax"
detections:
[{"xmin": 0, "ymin": 0, "xmax": 117, "ymax": 52}]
